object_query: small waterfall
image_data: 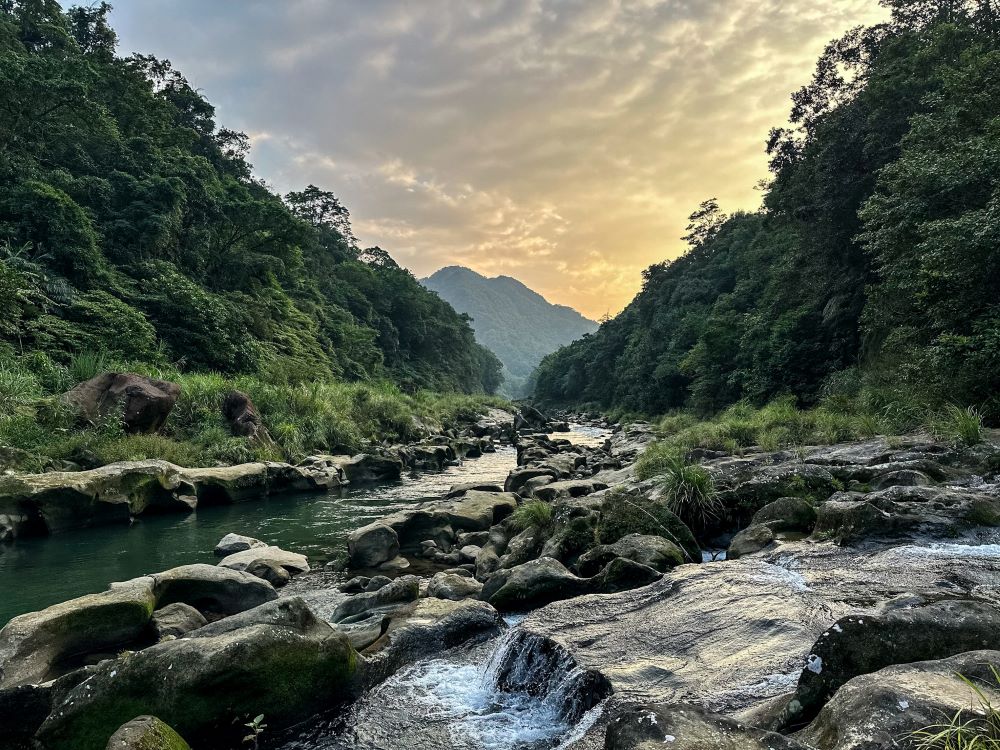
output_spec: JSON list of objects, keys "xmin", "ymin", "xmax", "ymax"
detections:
[{"xmin": 486, "ymin": 628, "xmax": 612, "ymax": 723}]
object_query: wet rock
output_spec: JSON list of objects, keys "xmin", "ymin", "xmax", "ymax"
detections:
[
  {"xmin": 772, "ymin": 597, "xmax": 1000, "ymax": 730},
  {"xmin": 795, "ymin": 650, "xmax": 1000, "ymax": 750},
  {"xmin": 751, "ymin": 497, "xmax": 818, "ymax": 532},
  {"xmin": 362, "ymin": 598, "xmax": 502, "ymax": 687},
  {"xmin": 604, "ymin": 702, "xmax": 808, "ymax": 750},
  {"xmin": 331, "ymin": 575, "xmax": 420, "ymax": 623},
  {"xmin": 64, "ymin": 373, "xmax": 180, "ymax": 435},
  {"xmin": 217, "ymin": 545, "xmax": 310, "ymax": 578},
  {"xmin": 338, "ymin": 576, "xmax": 371, "ymax": 594},
  {"xmin": 35, "ymin": 605, "xmax": 360, "ymax": 750},
  {"xmin": 245, "ymin": 559, "xmax": 291, "ymax": 587},
  {"xmin": 105, "ymin": 715, "xmax": 191, "ymax": 750},
  {"xmin": 728, "ymin": 525, "xmax": 776, "ymax": 559},
  {"xmin": 481, "ymin": 557, "xmax": 590, "ymax": 612},
  {"xmin": 347, "ymin": 522, "xmax": 400, "ymax": 568},
  {"xmin": 427, "ymin": 572, "xmax": 484, "ymax": 600},
  {"xmin": 364, "ymin": 575, "xmax": 393, "ymax": 592},
  {"xmin": 150, "ymin": 602, "xmax": 207, "ymax": 640},
  {"xmin": 576, "ymin": 534, "xmax": 685, "ymax": 576},
  {"xmin": 445, "ymin": 482, "xmax": 503, "ymax": 498},
  {"xmin": 333, "ymin": 453, "xmax": 404, "ymax": 484},
  {"xmin": 212, "ymin": 532, "xmax": 266, "ymax": 556}
]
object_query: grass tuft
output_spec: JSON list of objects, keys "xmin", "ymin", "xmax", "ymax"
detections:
[
  {"xmin": 912, "ymin": 667, "xmax": 1000, "ymax": 749},
  {"xmin": 932, "ymin": 405, "xmax": 984, "ymax": 447},
  {"xmin": 511, "ymin": 500, "xmax": 554, "ymax": 532}
]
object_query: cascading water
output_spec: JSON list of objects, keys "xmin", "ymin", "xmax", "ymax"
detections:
[{"xmin": 277, "ymin": 623, "xmax": 610, "ymax": 750}]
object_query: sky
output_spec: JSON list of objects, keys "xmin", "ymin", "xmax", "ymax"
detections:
[{"xmin": 111, "ymin": 0, "xmax": 888, "ymax": 320}]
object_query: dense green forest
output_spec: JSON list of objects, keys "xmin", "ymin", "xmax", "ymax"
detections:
[
  {"xmin": 534, "ymin": 0, "xmax": 1000, "ymax": 423},
  {"xmin": 0, "ymin": 0, "xmax": 501, "ymax": 395},
  {"xmin": 422, "ymin": 266, "xmax": 597, "ymax": 398}
]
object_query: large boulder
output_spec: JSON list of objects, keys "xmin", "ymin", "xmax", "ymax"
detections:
[
  {"xmin": 727, "ymin": 524, "xmax": 777, "ymax": 559},
  {"xmin": 751, "ymin": 497, "xmax": 818, "ymax": 532},
  {"xmin": 772, "ymin": 597, "xmax": 1000, "ymax": 730},
  {"xmin": 220, "ymin": 390, "xmax": 273, "ymax": 445},
  {"xmin": 0, "ymin": 565, "xmax": 275, "ymax": 690},
  {"xmin": 35, "ymin": 608, "xmax": 360, "ymax": 750},
  {"xmin": 149, "ymin": 603, "xmax": 206, "ymax": 640},
  {"xmin": 0, "ymin": 577, "xmax": 158, "ymax": 689},
  {"xmin": 332, "ymin": 453, "xmax": 404, "ymax": 484},
  {"xmin": 331, "ymin": 575, "xmax": 421, "ymax": 623},
  {"xmin": 795, "ymin": 650, "xmax": 1000, "ymax": 750},
  {"xmin": 212, "ymin": 532, "xmax": 266, "ymax": 556},
  {"xmin": 64, "ymin": 373, "xmax": 180, "ymax": 434},
  {"xmin": 576, "ymin": 533, "xmax": 685, "ymax": 576},
  {"xmin": 427, "ymin": 572, "xmax": 483, "ymax": 601},
  {"xmin": 105, "ymin": 716, "xmax": 191, "ymax": 750},
  {"xmin": 481, "ymin": 557, "xmax": 590, "ymax": 611}
]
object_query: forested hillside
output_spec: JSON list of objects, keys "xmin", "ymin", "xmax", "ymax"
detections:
[
  {"xmin": 422, "ymin": 266, "xmax": 597, "ymax": 397},
  {"xmin": 534, "ymin": 0, "xmax": 1000, "ymax": 422},
  {"xmin": 0, "ymin": 1, "xmax": 501, "ymax": 395}
]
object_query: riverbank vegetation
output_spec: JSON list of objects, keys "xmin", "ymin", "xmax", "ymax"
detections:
[
  {"xmin": 0, "ymin": 346, "xmax": 507, "ymax": 472},
  {"xmin": 534, "ymin": 0, "xmax": 1000, "ymax": 427}
]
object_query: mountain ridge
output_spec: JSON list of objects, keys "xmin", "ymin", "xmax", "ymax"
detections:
[{"xmin": 422, "ymin": 266, "xmax": 597, "ymax": 397}]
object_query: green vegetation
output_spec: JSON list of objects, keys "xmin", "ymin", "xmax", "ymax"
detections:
[
  {"xmin": 0, "ymin": 347, "xmax": 506, "ymax": 471},
  {"xmin": 635, "ymin": 447, "xmax": 721, "ymax": 532},
  {"xmin": 932, "ymin": 405, "xmax": 985, "ymax": 447},
  {"xmin": 510, "ymin": 500, "xmax": 554, "ymax": 533},
  {"xmin": 534, "ymin": 0, "xmax": 1000, "ymax": 425},
  {"xmin": 0, "ymin": 1, "xmax": 501, "ymax": 403},
  {"xmin": 912, "ymin": 667, "xmax": 1000, "ymax": 750},
  {"xmin": 422, "ymin": 266, "xmax": 597, "ymax": 398},
  {"xmin": 597, "ymin": 487, "xmax": 699, "ymax": 561}
]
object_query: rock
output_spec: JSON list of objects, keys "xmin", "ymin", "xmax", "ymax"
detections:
[
  {"xmin": 795, "ymin": 650, "xmax": 1000, "ymax": 750},
  {"xmin": 772, "ymin": 597, "xmax": 1000, "ymax": 730},
  {"xmin": 751, "ymin": 497, "xmax": 818, "ymax": 532},
  {"xmin": 457, "ymin": 530, "xmax": 490, "ymax": 547},
  {"xmin": 0, "ymin": 576, "xmax": 158, "ymax": 689},
  {"xmin": 0, "ymin": 682, "xmax": 53, "ymax": 747},
  {"xmin": 500, "ymin": 525, "xmax": 546, "ymax": 569},
  {"xmin": 459, "ymin": 544, "xmax": 481, "ymax": 562},
  {"xmin": 217, "ymin": 545, "xmax": 310, "ymax": 577},
  {"xmin": 727, "ymin": 525, "xmax": 777, "ymax": 559},
  {"xmin": 347, "ymin": 523, "xmax": 400, "ymax": 568},
  {"xmin": 150, "ymin": 602, "xmax": 207, "ymax": 640},
  {"xmin": 0, "ymin": 460, "xmax": 196, "ymax": 534},
  {"xmin": 427, "ymin": 572, "xmax": 484, "ymax": 600},
  {"xmin": 245, "ymin": 559, "xmax": 291, "ymax": 587},
  {"xmin": 212, "ymin": 532, "xmax": 266, "ymax": 556},
  {"xmin": 331, "ymin": 575, "xmax": 421, "ymax": 623},
  {"xmin": 361, "ymin": 598, "xmax": 501, "ymax": 687},
  {"xmin": 0, "ymin": 565, "xmax": 274, "ymax": 690},
  {"xmin": 63, "ymin": 373, "xmax": 180, "ymax": 434},
  {"xmin": 0, "ymin": 513, "xmax": 17, "ymax": 543},
  {"xmin": 576, "ymin": 534, "xmax": 685, "ymax": 576},
  {"xmin": 531, "ymin": 479, "xmax": 609, "ymax": 502},
  {"xmin": 363, "ymin": 575, "xmax": 393, "ymax": 592},
  {"xmin": 871, "ymin": 468, "xmax": 932, "ymax": 490},
  {"xmin": 597, "ymin": 488, "xmax": 701, "ymax": 563},
  {"xmin": 604, "ymin": 702, "xmax": 808, "ymax": 750},
  {"xmin": 379, "ymin": 555, "xmax": 410, "ymax": 571},
  {"xmin": 720, "ymin": 462, "xmax": 840, "ymax": 513},
  {"xmin": 590, "ymin": 557, "xmax": 662, "ymax": 593},
  {"xmin": 150, "ymin": 564, "xmax": 277, "ymax": 618},
  {"xmin": 504, "ymin": 467, "xmax": 558, "ymax": 493},
  {"xmin": 334, "ymin": 453, "xmax": 404, "ymax": 484},
  {"xmin": 339, "ymin": 576, "xmax": 371, "ymax": 594},
  {"xmin": 813, "ymin": 485, "xmax": 1000, "ymax": 544},
  {"xmin": 220, "ymin": 390, "xmax": 273, "ymax": 445},
  {"xmin": 446, "ymin": 482, "xmax": 504, "ymax": 498},
  {"xmin": 105, "ymin": 716, "xmax": 191, "ymax": 750},
  {"xmin": 35, "ymin": 606, "xmax": 360, "ymax": 750},
  {"xmin": 481, "ymin": 557, "xmax": 590, "ymax": 612}
]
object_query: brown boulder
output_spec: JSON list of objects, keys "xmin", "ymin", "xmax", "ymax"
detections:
[
  {"xmin": 221, "ymin": 390, "xmax": 274, "ymax": 445},
  {"xmin": 64, "ymin": 373, "xmax": 180, "ymax": 434}
]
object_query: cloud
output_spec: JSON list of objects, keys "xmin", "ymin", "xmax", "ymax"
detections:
[{"xmin": 110, "ymin": 0, "xmax": 887, "ymax": 318}]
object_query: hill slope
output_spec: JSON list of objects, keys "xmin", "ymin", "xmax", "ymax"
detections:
[
  {"xmin": 423, "ymin": 266, "xmax": 597, "ymax": 396},
  {"xmin": 534, "ymin": 1, "xmax": 1000, "ymax": 420},
  {"xmin": 0, "ymin": 2, "xmax": 500, "ymax": 395}
]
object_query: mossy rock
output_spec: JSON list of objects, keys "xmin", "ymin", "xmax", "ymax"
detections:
[{"xmin": 105, "ymin": 715, "xmax": 191, "ymax": 750}]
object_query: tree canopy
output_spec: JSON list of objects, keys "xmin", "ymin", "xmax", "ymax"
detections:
[
  {"xmin": 534, "ymin": 0, "xmax": 1000, "ymax": 419},
  {"xmin": 0, "ymin": 1, "xmax": 501, "ymax": 394}
]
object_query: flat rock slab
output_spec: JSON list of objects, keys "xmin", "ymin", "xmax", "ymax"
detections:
[{"xmin": 217, "ymin": 545, "xmax": 310, "ymax": 575}]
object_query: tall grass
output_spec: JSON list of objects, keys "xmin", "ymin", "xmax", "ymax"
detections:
[
  {"xmin": 912, "ymin": 667, "xmax": 1000, "ymax": 750},
  {"xmin": 511, "ymin": 500, "xmax": 554, "ymax": 532},
  {"xmin": 635, "ymin": 445, "xmax": 720, "ymax": 532},
  {"xmin": 932, "ymin": 405, "xmax": 984, "ymax": 447},
  {"xmin": 0, "ymin": 347, "xmax": 508, "ymax": 470}
]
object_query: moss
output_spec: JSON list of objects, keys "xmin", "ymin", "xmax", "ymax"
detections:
[{"xmin": 967, "ymin": 498, "xmax": 1000, "ymax": 527}]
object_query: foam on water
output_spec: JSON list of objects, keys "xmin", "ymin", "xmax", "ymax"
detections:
[{"xmin": 889, "ymin": 542, "xmax": 1000, "ymax": 558}]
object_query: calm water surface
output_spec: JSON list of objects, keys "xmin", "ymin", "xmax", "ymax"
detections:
[{"xmin": 0, "ymin": 447, "xmax": 517, "ymax": 626}]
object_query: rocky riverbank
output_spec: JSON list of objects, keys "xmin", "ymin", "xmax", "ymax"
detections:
[{"xmin": 3, "ymin": 412, "xmax": 1000, "ymax": 749}]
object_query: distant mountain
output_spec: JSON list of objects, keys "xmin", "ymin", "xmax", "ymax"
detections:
[{"xmin": 422, "ymin": 266, "xmax": 598, "ymax": 397}]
